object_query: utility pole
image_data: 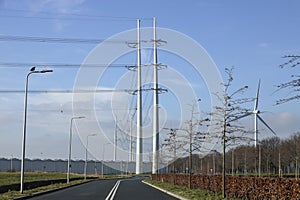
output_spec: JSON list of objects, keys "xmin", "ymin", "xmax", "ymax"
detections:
[
  {"xmin": 222, "ymin": 120, "xmax": 226, "ymax": 198},
  {"xmin": 296, "ymin": 156, "xmax": 298, "ymax": 179},
  {"xmin": 11, "ymin": 154, "xmax": 13, "ymax": 172},
  {"xmin": 231, "ymin": 150, "xmax": 234, "ymax": 176},
  {"xmin": 152, "ymin": 17, "xmax": 159, "ymax": 174},
  {"xmin": 136, "ymin": 19, "xmax": 143, "ymax": 174},
  {"xmin": 130, "ymin": 119, "xmax": 133, "ymax": 161},
  {"xmin": 278, "ymin": 151, "xmax": 281, "ymax": 177},
  {"xmin": 188, "ymin": 99, "xmax": 200, "ymax": 189},
  {"xmin": 259, "ymin": 144, "xmax": 261, "ymax": 177},
  {"xmin": 114, "ymin": 117, "xmax": 117, "ymax": 161},
  {"xmin": 189, "ymin": 118, "xmax": 193, "ymax": 189},
  {"xmin": 244, "ymin": 148, "xmax": 247, "ymax": 175},
  {"xmin": 213, "ymin": 151, "xmax": 216, "ymax": 175}
]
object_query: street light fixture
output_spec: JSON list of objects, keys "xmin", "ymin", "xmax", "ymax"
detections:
[
  {"xmin": 20, "ymin": 67, "xmax": 53, "ymax": 193},
  {"xmin": 84, "ymin": 133, "xmax": 97, "ymax": 180},
  {"xmin": 67, "ymin": 116, "xmax": 85, "ymax": 184}
]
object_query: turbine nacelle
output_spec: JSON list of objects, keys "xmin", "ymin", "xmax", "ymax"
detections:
[{"xmin": 253, "ymin": 110, "xmax": 260, "ymax": 114}]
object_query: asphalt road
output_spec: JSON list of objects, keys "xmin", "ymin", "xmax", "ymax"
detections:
[{"xmin": 28, "ymin": 177, "xmax": 178, "ymax": 200}]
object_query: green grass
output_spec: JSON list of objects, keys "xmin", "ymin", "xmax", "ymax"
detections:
[
  {"xmin": 0, "ymin": 179, "xmax": 87, "ymax": 200},
  {"xmin": 0, "ymin": 172, "xmax": 86, "ymax": 186},
  {"xmin": 144, "ymin": 179, "xmax": 238, "ymax": 200},
  {"xmin": 0, "ymin": 172, "xmax": 95, "ymax": 200},
  {"xmin": 0, "ymin": 172, "xmax": 134, "ymax": 200}
]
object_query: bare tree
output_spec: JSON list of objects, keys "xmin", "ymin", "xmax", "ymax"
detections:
[
  {"xmin": 162, "ymin": 128, "xmax": 185, "ymax": 183},
  {"xmin": 276, "ymin": 55, "xmax": 300, "ymax": 104},
  {"xmin": 165, "ymin": 105, "xmax": 209, "ymax": 188},
  {"xmin": 209, "ymin": 67, "xmax": 252, "ymax": 198},
  {"xmin": 185, "ymin": 100, "xmax": 210, "ymax": 189}
]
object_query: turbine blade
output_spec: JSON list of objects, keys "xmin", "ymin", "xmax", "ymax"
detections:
[
  {"xmin": 254, "ymin": 79, "xmax": 261, "ymax": 111},
  {"xmin": 230, "ymin": 112, "xmax": 252, "ymax": 122},
  {"xmin": 257, "ymin": 115, "xmax": 276, "ymax": 136}
]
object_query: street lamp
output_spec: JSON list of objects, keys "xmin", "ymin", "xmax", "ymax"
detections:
[
  {"xmin": 67, "ymin": 116, "xmax": 85, "ymax": 184},
  {"xmin": 20, "ymin": 67, "xmax": 53, "ymax": 193},
  {"xmin": 84, "ymin": 134, "xmax": 97, "ymax": 180},
  {"xmin": 102, "ymin": 143, "xmax": 110, "ymax": 178}
]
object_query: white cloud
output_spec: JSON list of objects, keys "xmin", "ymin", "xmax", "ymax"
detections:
[
  {"xmin": 263, "ymin": 112, "xmax": 299, "ymax": 137},
  {"xmin": 0, "ymin": 86, "xmax": 126, "ymax": 159},
  {"xmin": 26, "ymin": 0, "xmax": 86, "ymax": 14},
  {"xmin": 258, "ymin": 42, "xmax": 269, "ymax": 48},
  {"xmin": 238, "ymin": 111, "xmax": 300, "ymax": 140},
  {"xmin": 20, "ymin": 0, "xmax": 86, "ymax": 32}
]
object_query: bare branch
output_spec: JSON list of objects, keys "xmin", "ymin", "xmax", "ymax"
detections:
[{"xmin": 275, "ymin": 55, "xmax": 300, "ymax": 104}]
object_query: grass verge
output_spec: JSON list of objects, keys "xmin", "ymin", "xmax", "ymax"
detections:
[
  {"xmin": 0, "ymin": 172, "xmax": 134, "ymax": 200},
  {"xmin": 144, "ymin": 179, "xmax": 238, "ymax": 200},
  {"xmin": 0, "ymin": 179, "xmax": 87, "ymax": 200},
  {"xmin": 0, "ymin": 172, "xmax": 98, "ymax": 200},
  {"xmin": 0, "ymin": 172, "xmax": 84, "ymax": 186}
]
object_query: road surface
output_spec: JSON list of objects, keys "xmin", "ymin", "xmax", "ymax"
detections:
[{"xmin": 28, "ymin": 177, "xmax": 178, "ymax": 200}]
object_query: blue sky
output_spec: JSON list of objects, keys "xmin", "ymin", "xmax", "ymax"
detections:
[{"xmin": 0, "ymin": 0, "xmax": 299, "ymax": 162}]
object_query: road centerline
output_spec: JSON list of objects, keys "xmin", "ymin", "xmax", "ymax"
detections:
[{"xmin": 105, "ymin": 180, "xmax": 121, "ymax": 200}]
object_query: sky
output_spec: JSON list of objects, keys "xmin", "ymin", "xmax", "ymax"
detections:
[{"xmin": 0, "ymin": 0, "xmax": 299, "ymax": 163}]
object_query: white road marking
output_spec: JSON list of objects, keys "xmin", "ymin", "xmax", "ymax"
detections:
[{"xmin": 105, "ymin": 180, "xmax": 121, "ymax": 200}]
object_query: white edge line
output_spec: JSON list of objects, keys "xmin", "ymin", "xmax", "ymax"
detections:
[{"xmin": 142, "ymin": 180, "xmax": 189, "ymax": 200}]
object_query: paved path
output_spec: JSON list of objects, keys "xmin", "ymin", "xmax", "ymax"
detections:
[{"xmin": 28, "ymin": 177, "xmax": 178, "ymax": 200}]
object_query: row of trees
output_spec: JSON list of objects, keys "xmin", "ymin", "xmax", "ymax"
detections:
[
  {"xmin": 162, "ymin": 67, "xmax": 253, "ymax": 196},
  {"xmin": 164, "ymin": 132, "xmax": 300, "ymax": 177},
  {"xmin": 161, "ymin": 56, "xmax": 299, "ymax": 197}
]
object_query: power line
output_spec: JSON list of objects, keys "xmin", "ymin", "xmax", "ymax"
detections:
[
  {"xmin": 0, "ymin": 89, "xmax": 134, "ymax": 93},
  {"xmin": 0, "ymin": 14, "xmax": 138, "ymax": 22},
  {"xmin": 0, "ymin": 62, "xmax": 132, "ymax": 68},
  {"xmin": 0, "ymin": 8, "xmax": 152, "ymax": 21},
  {"xmin": 0, "ymin": 35, "xmax": 132, "ymax": 44},
  {"xmin": 0, "ymin": 108, "xmax": 135, "ymax": 112}
]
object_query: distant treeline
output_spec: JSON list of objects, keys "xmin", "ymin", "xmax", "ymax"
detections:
[{"xmin": 169, "ymin": 132, "xmax": 300, "ymax": 176}]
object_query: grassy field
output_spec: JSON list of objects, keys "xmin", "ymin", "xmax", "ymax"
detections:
[
  {"xmin": 0, "ymin": 172, "xmax": 93, "ymax": 200},
  {"xmin": 0, "ymin": 172, "xmax": 136, "ymax": 200},
  {"xmin": 144, "ymin": 179, "xmax": 238, "ymax": 200},
  {"xmin": 0, "ymin": 179, "xmax": 87, "ymax": 200},
  {"xmin": 0, "ymin": 172, "xmax": 84, "ymax": 186}
]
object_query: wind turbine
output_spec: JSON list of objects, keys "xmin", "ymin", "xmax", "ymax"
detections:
[{"xmin": 234, "ymin": 79, "xmax": 276, "ymax": 147}]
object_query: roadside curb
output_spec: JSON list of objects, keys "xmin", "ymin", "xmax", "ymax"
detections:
[
  {"xmin": 13, "ymin": 179, "xmax": 96, "ymax": 200},
  {"xmin": 142, "ymin": 180, "xmax": 189, "ymax": 200}
]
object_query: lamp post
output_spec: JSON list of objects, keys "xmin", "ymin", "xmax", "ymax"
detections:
[
  {"xmin": 67, "ymin": 116, "xmax": 85, "ymax": 184},
  {"xmin": 102, "ymin": 143, "xmax": 110, "ymax": 178},
  {"xmin": 20, "ymin": 67, "xmax": 53, "ymax": 193},
  {"xmin": 11, "ymin": 154, "xmax": 13, "ymax": 172},
  {"xmin": 84, "ymin": 134, "xmax": 97, "ymax": 180}
]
